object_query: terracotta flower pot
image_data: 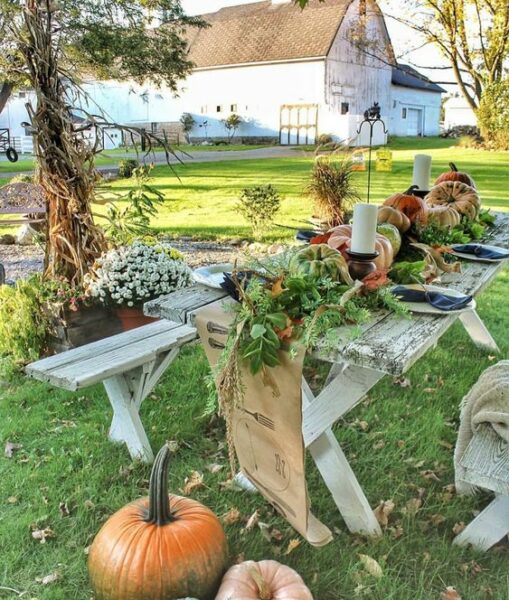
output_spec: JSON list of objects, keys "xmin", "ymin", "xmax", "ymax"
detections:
[{"xmin": 114, "ymin": 306, "xmax": 158, "ymax": 331}]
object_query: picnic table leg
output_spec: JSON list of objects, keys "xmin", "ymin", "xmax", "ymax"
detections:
[
  {"xmin": 453, "ymin": 495, "xmax": 509, "ymax": 551},
  {"xmin": 104, "ymin": 374, "xmax": 154, "ymax": 463},
  {"xmin": 302, "ymin": 370, "xmax": 383, "ymax": 537},
  {"xmin": 459, "ymin": 309, "xmax": 500, "ymax": 353}
]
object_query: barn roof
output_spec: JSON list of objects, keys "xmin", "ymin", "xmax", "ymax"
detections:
[
  {"xmin": 392, "ymin": 64, "xmax": 446, "ymax": 94},
  {"xmin": 187, "ymin": 0, "xmax": 354, "ymax": 69}
]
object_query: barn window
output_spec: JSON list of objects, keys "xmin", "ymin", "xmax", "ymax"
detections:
[
  {"xmin": 402, "ymin": 108, "xmax": 407, "ymax": 119},
  {"xmin": 230, "ymin": 104, "xmax": 237, "ymax": 112},
  {"xmin": 216, "ymin": 105, "xmax": 222, "ymax": 113},
  {"xmin": 200, "ymin": 105, "xmax": 207, "ymax": 114},
  {"xmin": 393, "ymin": 100, "xmax": 397, "ymax": 108},
  {"xmin": 341, "ymin": 102, "xmax": 350, "ymax": 115}
]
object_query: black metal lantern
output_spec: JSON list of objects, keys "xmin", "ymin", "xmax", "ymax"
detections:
[{"xmin": 356, "ymin": 102, "xmax": 388, "ymax": 204}]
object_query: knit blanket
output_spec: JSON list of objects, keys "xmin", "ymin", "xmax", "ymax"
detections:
[{"xmin": 455, "ymin": 361, "xmax": 509, "ymax": 495}]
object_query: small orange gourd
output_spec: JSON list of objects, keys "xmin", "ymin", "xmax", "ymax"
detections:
[
  {"xmin": 383, "ymin": 186, "xmax": 428, "ymax": 224},
  {"xmin": 88, "ymin": 444, "xmax": 228, "ymax": 600}
]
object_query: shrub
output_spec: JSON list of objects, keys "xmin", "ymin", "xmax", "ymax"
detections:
[
  {"xmin": 307, "ymin": 156, "xmax": 360, "ymax": 227},
  {"xmin": 477, "ymin": 79, "xmax": 509, "ymax": 150},
  {"xmin": 237, "ymin": 184, "xmax": 281, "ymax": 240},
  {"xmin": 0, "ymin": 276, "xmax": 48, "ymax": 365},
  {"xmin": 9, "ymin": 174, "xmax": 33, "ymax": 184},
  {"xmin": 317, "ymin": 133, "xmax": 333, "ymax": 145},
  {"xmin": 99, "ymin": 165, "xmax": 164, "ymax": 244},
  {"xmin": 222, "ymin": 114, "xmax": 243, "ymax": 143},
  {"xmin": 118, "ymin": 158, "xmax": 140, "ymax": 178},
  {"xmin": 457, "ymin": 135, "xmax": 480, "ymax": 149},
  {"xmin": 84, "ymin": 241, "xmax": 192, "ymax": 307}
]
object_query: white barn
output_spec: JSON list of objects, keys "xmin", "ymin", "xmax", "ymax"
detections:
[{"xmin": 0, "ymin": 0, "xmax": 445, "ymax": 149}]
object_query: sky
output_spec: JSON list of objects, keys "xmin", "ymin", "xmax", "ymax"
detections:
[{"xmin": 180, "ymin": 0, "xmax": 455, "ymax": 92}]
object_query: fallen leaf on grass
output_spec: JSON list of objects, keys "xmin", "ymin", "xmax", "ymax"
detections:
[
  {"xmin": 429, "ymin": 513, "xmax": 446, "ymax": 526},
  {"xmin": 373, "ymin": 499, "xmax": 395, "ymax": 527},
  {"xmin": 244, "ymin": 509, "xmax": 259, "ymax": 531},
  {"xmin": 35, "ymin": 571, "xmax": 61, "ymax": 585},
  {"xmin": 358, "ymin": 554, "xmax": 383, "ymax": 578},
  {"xmin": 284, "ymin": 539, "xmax": 301, "ymax": 555},
  {"xmin": 182, "ymin": 471, "xmax": 204, "ymax": 495},
  {"xmin": 390, "ymin": 525, "xmax": 404, "ymax": 539},
  {"xmin": 4, "ymin": 441, "xmax": 22, "ymax": 458},
  {"xmin": 258, "ymin": 522, "xmax": 283, "ymax": 543},
  {"xmin": 206, "ymin": 463, "xmax": 224, "ymax": 474},
  {"xmin": 59, "ymin": 502, "xmax": 70, "ymax": 517},
  {"xmin": 402, "ymin": 498, "xmax": 422, "ymax": 515},
  {"xmin": 221, "ymin": 508, "xmax": 241, "ymax": 525},
  {"xmin": 31, "ymin": 526, "xmax": 56, "ymax": 544},
  {"xmin": 167, "ymin": 440, "xmax": 180, "ymax": 453},
  {"xmin": 420, "ymin": 469, "xmax": 441, "ymax": 482},
  {"xmin": 452, "ymin": 522, "xmax": 466, "ymax": 535},
  {"xmin": 7, "ymin": 496, "xmax": 18, "ymax": 504},
  {"xmin": 441, "ymin": 586, "xmax": 461, "ymax": 600},
  {"xmin": 460, "ymin": 560, "xmax": 484, "ymax": 576},
  {"xmin": 393, "ymin": 377, "xmax": 411, "ymax": 388},
  {"xmin": 439, "ymin": 440, "xmax": 453, "ymax": 450}
]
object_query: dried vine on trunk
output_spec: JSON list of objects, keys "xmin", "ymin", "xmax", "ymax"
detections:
[{"xmin": 20, "ymin": 1, "xmax": 106, "ymax": 285}]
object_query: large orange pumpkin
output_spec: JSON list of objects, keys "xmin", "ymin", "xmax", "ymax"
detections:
[
  {"xmin": 434, "ymin": 162, "xmax": 475, "ymax": 188},
  {"xmin": 425, "ymin": 181, "xmax": 481, "ymax": 221},
  {"xmin": 88, "ymin": 445, "xmax": 228, "ymax": 600},
  {"xmin": 215, "ymin": 560, "xmax": 313, "ymax": 600},
  {"xmin": 383, "ymin": 187, "xmax": 428, "ymax": 224},
  {"xmin": 327, "ymin": 224, "xmax": 394, "ymax": 269}
]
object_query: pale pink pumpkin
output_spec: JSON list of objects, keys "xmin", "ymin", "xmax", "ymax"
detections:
[
  {"xmin": 327, "ymin": 224, "xmax": 394, "ymax": 270},
  {"xmin": 215, "ymin": 560, "xmax": 313, "ymax": 600}
]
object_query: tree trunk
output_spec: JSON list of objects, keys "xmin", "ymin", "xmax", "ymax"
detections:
[
  {"xmin": 21, "ymin": 1, "xmax": 106, "ymax": 285},
  {"xmin": 0, "ymin": 82, "xmax": 13, "ymax": 115}
]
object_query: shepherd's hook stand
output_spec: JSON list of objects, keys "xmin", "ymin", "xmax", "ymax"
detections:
[{"xmin": 357, "ymin": 103, "xmax": 388, "ymax": 204}]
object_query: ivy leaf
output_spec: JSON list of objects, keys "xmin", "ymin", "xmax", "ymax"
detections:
[
  {"xmin": 266, "ymin": 312, "xmax": 288, "ymax": 329},
  {"xmin": 250, "ymin": 324, "xmax": 266, "ymax": 339}
]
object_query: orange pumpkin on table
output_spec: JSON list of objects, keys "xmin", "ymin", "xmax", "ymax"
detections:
[
  {"xmin": 216, "ymin": 560, "xmax": 313, "ymax": 600},
  {"xmin": 435, "ymin": 162, "xmax": 476, "ymax": 188},
  {"xmin": 383, "ymin": 186, "xmax": 428, "ymax": 224},
  {"xmin": 425, "ymin": 181, "xmax": 481, "ymax": 221},
  {"xmin": 88, "ymin": 444, "xmax": 228, "ymax": 600},
  {"xmin": 327, "ymin": 224, "xmax": 394, "ymax": 270}
]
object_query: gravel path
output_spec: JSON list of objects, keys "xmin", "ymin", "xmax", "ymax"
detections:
[{"xmin": 0, "ymin": 240, "xmax": 255, "ymax": 282}]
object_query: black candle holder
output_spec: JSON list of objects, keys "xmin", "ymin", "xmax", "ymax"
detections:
[
  {"xmin": 347, "ymin": 250, "xmax": 379, "ymax": 281},
  {"xmin": 357, "ymin": 102, "xmax": 388, "ymax": 204}
]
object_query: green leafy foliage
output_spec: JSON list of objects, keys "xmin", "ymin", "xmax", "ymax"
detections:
[
  {"xmin": 117, "ymin": 159, "xmax": 139, "ymax": 178},
  {"xmin": 237, "ymin": 184, "xmax": 281, "ymax": 240},
  {"xmin": 99, "ymin": 165, "xmax": 165, "ymax": 244},
  {"xmin": 389, "ymin": 261, "xmax": 427, "ymax": 284},
  {"xmin": 222, "ymin": 114, "xmax": 243, "ymax": 143},
  {"xmin": 416, "ymin": 215, "xmax": 490, "ymax": 248},
  {"xmin": 478, "ymin": 79, "xmax": 509, "ymax": 149},
  {"xmin": 0, "ymin": 276, "xmax": 48, "ymax": 365}
]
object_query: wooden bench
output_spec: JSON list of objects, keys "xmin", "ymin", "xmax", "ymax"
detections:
[
  {"xmin": 454, "ymin": 425, "xmax": 509, "ymax": 551},
  {"xmin": 26, "ymin": 320, "xmax": 197, "ymax": 463},
  {"xmin": 0, "ymin": 182, "xmax": 47, "ymax": 227}
]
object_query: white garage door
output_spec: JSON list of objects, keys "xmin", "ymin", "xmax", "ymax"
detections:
[{"xmin": 407, "ymin": 108, "xmax": 423, "ymax": 136}]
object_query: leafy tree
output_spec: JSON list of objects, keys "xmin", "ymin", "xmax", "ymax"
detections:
[
  {"xmin": 222, "ymin": 114, "xmax": 243, "ymax": 143},
  {"xmin": 180, "ymin": 112, "xmax": 196, "ymax": 143},
  {"xmin": 0, "ymin": 0, "xmax": 204, "ymax": 284},
  {"xmin": 384, "ymin": 0, "xmax": 509, "ymax": 111},
  {"xmin": 477, "ymin": 79, "xmax": 509, "ymax": 149}
]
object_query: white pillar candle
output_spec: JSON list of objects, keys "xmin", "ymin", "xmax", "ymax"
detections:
[
  {"xmin": 412, "ymin": 154, "xmax": 432, "ymax": 190},
  {"xmin": 350, "ymin": 203, "xmax": 378, "ymax": 255}
]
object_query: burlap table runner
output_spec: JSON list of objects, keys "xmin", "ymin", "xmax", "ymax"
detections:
[{"xmin": 196, "ymin": 298, "xmax": 332, "ymax": 546}]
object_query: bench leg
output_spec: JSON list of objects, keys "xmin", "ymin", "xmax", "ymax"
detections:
[
  {"xmin": 302, "ymin": 373, "xmax": 382, "ymax": 537},
  {"xmin": 453, "ymin": 496, "xmax": 509, "ymax": 551},
  {"xmin": 459, "ymin": 310, "xmax": 500, "ymax": 353},
  {"xmin": 104, "ymin": 375, "xmax": 154, "ymax": 463}
]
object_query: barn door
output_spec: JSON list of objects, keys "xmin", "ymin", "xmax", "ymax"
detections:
[{"xmin": 280, "ymin": 104, "xmax": 318, "ymax": 145}]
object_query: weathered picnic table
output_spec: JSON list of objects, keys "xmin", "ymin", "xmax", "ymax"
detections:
[{"xmin": 144, "ymin": 213, "xmax": 509, "ymax": 537}]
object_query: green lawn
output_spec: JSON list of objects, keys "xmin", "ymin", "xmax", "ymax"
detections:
[
  {"xmin": 1, "ymin": 137, "xmax": 509, "ymax": 598},
  {"xmin": 1, "ymin": 268, "xmax": 509, "ymax": 599},
  {"xmin": 97, "ymin": 137, "xmax": 509, "ymax": 240}
]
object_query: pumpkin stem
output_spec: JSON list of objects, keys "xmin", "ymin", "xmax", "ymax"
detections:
[
  {"xmin": 449, "ymin": 162, "xmax": 458, "ymax": 172},
  {"xmin": 405, "ymin": 185, "xmax": 419, "ymax": 195},
  {"xmin": 146, "ymin": 444, "xmax": 176, "ymax": 525},
  {"xmin": 249, "ymin": 567, "xmax": 272, "ymax": 600}
]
